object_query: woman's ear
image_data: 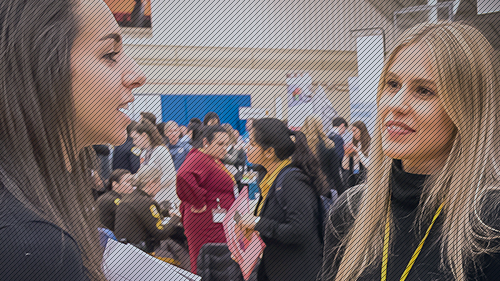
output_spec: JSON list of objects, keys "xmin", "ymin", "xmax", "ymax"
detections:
[
  {"xmin": 264, "ymin": 147, "xmax": 275, "ymax": 159},
  {"xmin": 203, "ymin": 138, "xmax": 209, "ymax": 148}
]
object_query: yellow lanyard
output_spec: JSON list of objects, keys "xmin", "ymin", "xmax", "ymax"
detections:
[{"xmin": 381, "ymin": 201, "xmax": 445, "ymax": 281}]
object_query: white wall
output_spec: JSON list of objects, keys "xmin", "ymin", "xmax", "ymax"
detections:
[{"xmin": 124, "ymin": 0, "xmax": 395, "ymax": 51}]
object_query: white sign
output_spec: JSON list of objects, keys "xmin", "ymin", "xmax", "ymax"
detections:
[
  {"xmin": 477, "ymin": 0, "xmax": 500, "ymax": 15},
  {"xmin": 239, "ymin": 107, "xmax": 270, "ymax": 120}
]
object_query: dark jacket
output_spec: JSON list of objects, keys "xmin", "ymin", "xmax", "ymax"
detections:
[
  {"xmin": 168, "ymin": 141, "xmax": 192, "ymax": 171},
  {"xmin": 317, "ymin": 140, "xmax": 344, "ymax": 195},
  {"xmin": 96, "ymin": 190, "xmax": 121, "ymax": 232},
  {"xmin": 0, "ymin": 183, "xmax": 89, "ymax": 280},
  {"xmin": 328, "ymin": 133, "xmax": 346, "ymax": 194},
  {"xmin": 222, "ymin": 146, "xmax": 246, "ymax": 182},
  {"xmin": 112, "ymin": 137, "xmax": 140, "ymax": 174},
  {"xmin": 254, "ymin": 166, "xmax": 323, "ymax": 281},
  {"xmin": 115, "ymin": 189, "xmax": 181, "ymax": 253},
  {"xmin": 93, "ymin": 145, "xmax": 112, "ymax": 181},
  {"xmin": 328, "ymin": 133, "xmax": 345, "ymax": 161}
]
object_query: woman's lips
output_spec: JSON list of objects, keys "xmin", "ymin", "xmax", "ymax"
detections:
[{"xmin": 385, "ymin": 121, "xmax": 416, "ymax": 137}]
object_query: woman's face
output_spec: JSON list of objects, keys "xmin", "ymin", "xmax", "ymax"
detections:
[
  {"xmin": 114, "ymin": 173, "xmax": 134, "ymax": 194},
  {"xmin": 352, "ymin": 127, "xmax": 361, "ymax": 141},
  {"xmin": 134, "ymin": 132, "xmax": 151, "ymax": 150},
  {"xmin": 246, "ymin": 130, "xmax": 265, "ymax": 165},
  {"xmin": 71, "ymin": 0, "xmax": 146, "ymax": 150},
  {"xmin": 379, "ymin": 43, "xmax": 455, "ymax": 164},
  {"xmin": 203, "ymin": 132, "xmax": 229, "ymax": 160}
]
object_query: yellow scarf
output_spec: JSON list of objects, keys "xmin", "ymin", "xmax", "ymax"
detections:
[{"xmin": 257, "ymin": 159, "xmax": 291, "ymax": 215}]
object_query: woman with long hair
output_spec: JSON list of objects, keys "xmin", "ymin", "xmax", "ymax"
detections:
[
  {"xmin": 240, "ymin": 118, "xmax": 324, "ymax": 281},
  {"xmin": 301, "ymin": 115, "xmax": 344, "ymax": 195},
  {"xmin": 342, "ymin": 120, "xmax": 371, "ymax": 188},
  {"xmin": 176, "ymin": 125, "xmax": 235, "ymax": 273},
  {"xmin": 132, "ymin": 120, "xmax": 179, "ymax": 210},
  {"xmin": 0, "ymin": 0, "xmax": 146, "ymax": 279},
  {"xmin": 321, "ymin": 22, "xmax": 500, "ymax": 281}
]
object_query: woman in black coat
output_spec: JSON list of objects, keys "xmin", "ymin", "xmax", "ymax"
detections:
[{"xmin": 239, "ymin": 118, "xmax": 324, "ymax": 281}]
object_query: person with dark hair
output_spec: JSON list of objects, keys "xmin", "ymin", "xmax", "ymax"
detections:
[
  {"xmin": 187, "ymin": 122, "xmax": 203, "ymax": 147},
  {"xmin": 189, "ymin": 117, "xmax": 202, "ymax": 125},
  {"xmin": 203, "ymin": 112, "xmax": 220, "ymax": 126},
  {"xmin": 112, "ymin": 121, "xmax": 141, "ymax": 174},
  {"xmin": 177, "ymin": 125, "xmax": 235, "ymax": 273},
  {"xmin": 132, "ymin": 120, "xmax": 179, "ymax": 209},
  {"xmin": 140, "ymin": 112, "xmax": 157, "ymax": 125},
  {"xmin": 164, "ymin": 121, "xmax": 192, "ymax": 170},
  {"xmin": 0, "ymin": 0, "xmax": 146, "ymax": 280},
  {"xmin": 96, "ymin": 169, "xmax": 134, "ymax": 232},
  {"xmin": 239, "ymin": 118, "xmax": 324, "ymax": 281},
  {"xmin": 157, "ymin": 122, "xmax": 167, "ymax": 141},
  {"xmin": 327, "ymin": 117, "xmax": 348, "ymax": 188},
  {"xmin": 342, "ymin": 121, "xmax": 371, "ymax": 188}
]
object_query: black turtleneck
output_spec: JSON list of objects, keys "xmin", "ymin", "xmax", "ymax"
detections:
[
  {"xmin": 378, "ymin": 160, "xmax": 448, "ymax": 281},
  {"xmin": 322, "ymin": 160, "xmax": 500, "ymax": 281}
]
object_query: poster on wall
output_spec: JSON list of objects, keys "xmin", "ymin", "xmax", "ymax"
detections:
[
  {"xmin": 286, "ymin": 73, "xmax": 313, "ymax": 107},
  {"xmin": 104, "ymin": 0, "xmax": 152, "ymax": 28},
  {"xmin": 287, "ymin": 72, "xmax": 314, "ymax": 128}
]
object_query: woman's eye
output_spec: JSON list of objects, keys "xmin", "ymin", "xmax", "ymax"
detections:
[
  {"xmin": 416, "ymin": 87, "xmax": 435, "ymax": 96},
  {"xmin": 386, "ymin": 80, "xmax": 400, "ymax": 90},
  {"xmin": 103, "ymin": 51, "xmax": 119, "ymax": 62}
]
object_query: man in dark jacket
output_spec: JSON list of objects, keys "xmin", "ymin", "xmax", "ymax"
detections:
[
  {"xmin": 112, "ymin": 122, "xmax": 141, "ymax": 174},
  {"xmin": 328, "ymin": 117, "xmax": 348, "ymax": 194}
]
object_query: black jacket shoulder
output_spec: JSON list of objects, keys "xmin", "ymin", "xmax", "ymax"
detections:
[{"xmin": 0, "ymin": 185, "xmax": 89, "ymax": 281}]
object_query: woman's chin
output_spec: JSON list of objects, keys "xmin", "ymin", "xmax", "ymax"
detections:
[{"xmin": 382, "ymin": 142, "xmax": 414, "ymax": 160}]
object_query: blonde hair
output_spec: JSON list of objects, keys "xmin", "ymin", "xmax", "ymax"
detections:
[
  {"xmin": 301, "ymin": 115, "xmax": 335, "ymax": 157},
  {"xmin": 333, "ymin": 22, "xmax": 499, "ymax": 281},
  {"xmin": 132, "ymin": 166, "xmax": 162, "ymax": 190}
]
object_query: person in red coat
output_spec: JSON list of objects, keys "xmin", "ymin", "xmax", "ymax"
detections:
[{"xmin": 177, "ymin": 125, "xmax": 236, "ymax": 273}]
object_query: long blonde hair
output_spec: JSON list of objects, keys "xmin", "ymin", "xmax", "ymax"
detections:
[
  {"xmin": 333, "ymin": 22, "xmax": 499, "ymax": 281},
  {"xmin": 301, "ymin": 115, "xmax": 335, "ymax": 157}
]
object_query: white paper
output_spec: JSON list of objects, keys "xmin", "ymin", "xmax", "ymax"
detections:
[
  {"xmin": 102, "ymin": 239, "xmax": 201, "ymax": 281},
  {"xmin": 477, "ymin": 0, "xmax": 500, "ymax": 14}
]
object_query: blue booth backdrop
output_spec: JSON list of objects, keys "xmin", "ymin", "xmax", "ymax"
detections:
[{"xmin": 161, "ymin": 94, "xmax": 252, "ymax": 134}]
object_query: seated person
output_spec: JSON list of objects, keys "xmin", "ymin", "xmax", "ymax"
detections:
[
  {"xmin": 96, "ymin": 169, "xmax": 134, "ymax": 232},
  {"xmin": 115, "ymin": 166, "xmax": 182, "ymax": 254}
]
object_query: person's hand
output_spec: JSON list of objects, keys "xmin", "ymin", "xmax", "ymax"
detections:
[
  {"xmin": 344, "ymin": 142, "xmax": 357, "ymax": 156},
  {"xmin": 237, "ymin": 212, "xmax": 258, "ymax": 230},
  {"xmin": 191, "ymin": 205, "xmax": 207, "ymax": 213}
]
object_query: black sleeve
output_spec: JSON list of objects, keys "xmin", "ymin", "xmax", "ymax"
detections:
[
  {"xmin": 319, "ymin": 186, "xmax": 362, "ymax": 281},
  {"xmin": 254, "ymin": 171, "xmax": 320, "ymax": 245},
  {"xmin": 129, "ymin": 148, "xmax": 141, "ymax": 174},
  {"xmin": 96, "ymin": 194, "xmax": 116, "ymax": 231},
  {"xmin": 135, "ymin": 197, "xmax": 181, "ymax": 242},
  {"xmin": 0, "ymin": 221, "xmax": 89, "ymax": 281}
]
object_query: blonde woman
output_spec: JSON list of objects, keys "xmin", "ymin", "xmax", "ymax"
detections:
[
  {"xmin": 301, "ymin": 115, "xmax": 344, "ymax": 195},
  {"xmin": 321, "ymin": 22, "xmax": 500, "ymax": 281}
]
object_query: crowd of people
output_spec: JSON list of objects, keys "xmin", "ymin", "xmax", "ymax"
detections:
[{"xmin": 1, "ymin": 0, "xmax": 500, "ymax": 281}]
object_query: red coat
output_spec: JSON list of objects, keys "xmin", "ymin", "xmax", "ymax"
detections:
[{"xmin": 177, "ymin": 149, "xmax": 236, "ymax": 273}]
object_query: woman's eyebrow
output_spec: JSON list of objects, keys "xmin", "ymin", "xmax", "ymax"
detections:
[{"xmin": 99, "ymin": 33, "xmax": 121, "ymax": 44}]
